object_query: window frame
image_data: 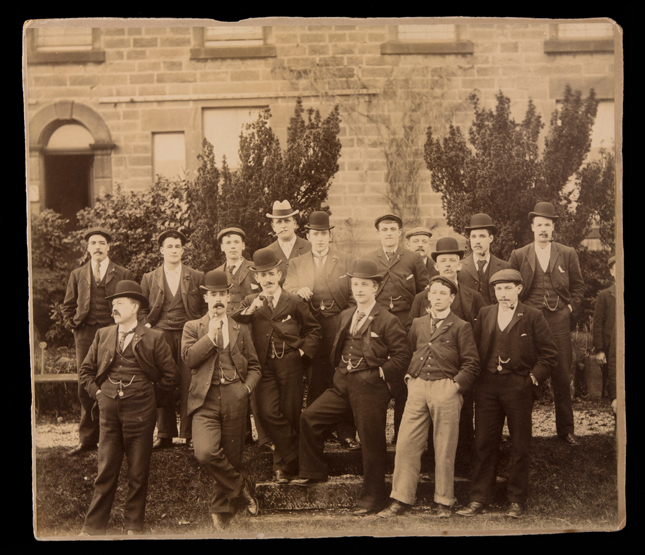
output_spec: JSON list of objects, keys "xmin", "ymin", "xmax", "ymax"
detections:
[
  {"xmin": 190, "ymin": 26, "xmax": 276, "ymax": 60},
  {"xmin": 381, "ymin": 24, "xmax": 474, "ymax": 55},
  {"xmin": 26, "ymin": 27, "xmax": 106, "ymax": 64},
  {"xmin": 544, "ymin": 22, "xmax": 614, "ymax": 54}
]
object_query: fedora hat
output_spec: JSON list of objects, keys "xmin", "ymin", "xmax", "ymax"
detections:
[
  {"xmin": 347, "ymin": 259, "xmax": 383, "ymax": 282},
  {"xmin": 106, "ymin": 280, "xmax": 149, "ymax": 308},
  {"xmin": 404, "ymin": 227, "xmax": 433, "ymax": 240},
  {"xmin": 83, "ymin": 227, "xmax": 112, "ymax": 242},
  {"xmin": 251, "ymin": 247, "xmax": 283, "ymax": 272},
  {"xmin": 528, "ymin": 201, "xmax": 559, "ymax": 222},
  {"xmin": 431, "ymin": 237, "xmax": 465, "ymax": 261},
  {"xmin": 428, "ymin": 275, "xmax": 458, "ymax": 295},
  {"xmin": 200, "ymin": 270, "xmax": 232, "ymax": 292},
  {"xmin": 464, "ymin": 213, "xmax": 498, "ymax": 235},
  {"xmin": 305, "ymin": 211, "xmax": 334, "ymax": 231},
  {"xmin": 374, "ymin": 213, "xmax": 403, "ymax": 229},
  {"xmin": 158, "ymin": 228, "xmax": 189, "ymax": 246},
  {"xmin": 266, "ymin": 200, "xmax": 299, "ymax": 219},
  {"xmin": 217, "ymin": 227, "xmax": 246, "ymax": 243},
  {"xmin": 489, "ymin": 269, "xmax": 523, "ymax": 287}
]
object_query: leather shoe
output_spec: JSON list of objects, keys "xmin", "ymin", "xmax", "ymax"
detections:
[
  {"xmin": 506, "ymin": 502, "xmax": 525, "ymax": 518},
  {"xmin": 436, "ymin": 504, "xmax": 452, "ymax": 518},
  {"xmin": 153, "ymin": 437, "xmax": 173, "ymax": 449},
  {"xmin": 352, "ymin": 507, "xmax": 375, "ymax": 517},
  {"xmin": 377, "ymin": 500, "xmax": 408, "ymax": 518},
  {"xmin": 291, "ymin": 477, "xmax": 326, "ymax": 487},
  {"xmin": 239, "ymin": 485, "xmax": 260, "ymax": 516},
  {"xmin": 560, "ymin": 433, "xmax": 579, "ymax": 445},
  {"xmin": 339, "ymin": 438, "xmax": 361, "ymax": 451},
  {"xmin": 68, "ymin": 443, "xmax": 97, "ymax": 456},
  {"xmin": 274, "ymin": 470, "xmax": 292, "ymax": 484},
  {"xmin": 211, "ymin": 513, "xmax": 228, "ymax": 532},
  {"xmin": 456, "ymin": 501, "xmax": 484, "ymax": 517}
]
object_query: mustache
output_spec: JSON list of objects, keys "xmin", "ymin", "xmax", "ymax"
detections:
[{"xmin": 213, "ymin": 302, "xmax": 225, "ymax": 309}]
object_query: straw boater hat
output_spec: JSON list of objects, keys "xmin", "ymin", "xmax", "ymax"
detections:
[
  {"xmin": 464, "ymin": 213, "xmax": 498, "ymax": 236},
  {"xmin": 528, "ymin": 202, "xmax": 559, "ymax": 222},
  {"xmin": 347, "ymin": 259, "xmax": 383, "ymax": 282},
  {"xmin": 251, "ymin": 247, "xmax": 283, "ymax": 272},
  {"xmin": 428, "ymin": 275, "xmax": 458, "ymax": 295},
  {"xmin": 374, "ymin": 213, "xmax": 403, "ymax": 229},
  {"xmin": 404, "ymin": 227, "xmax": 433, "ymax": 240},
  {"xmin": 489, "ymin": 269, "xmax": 523, "ymax": 287},
  {"xmin": 431, "ymin": 237, "xmax": 465, "ymax": 261},
  {"xmin": 217, "ymin": 227, "xmax": 246, "ymax": 243},
  {"xmin": 305, "ymin": 211, "xmax": 334, "ymax": 231},
  {"xmin": 266, "ymin": 200, "xmax": 299, "ymax": 219},
  {"xmin": 158, "ymin": 228, "xmax": 189, "ymax": 246},
  {"xmin": 83, "ymin": 227, "xmax": 112, "ymax": 242},
  {"xmin": 106, "ymin": 280, "xmax": 149, "ymax": 308},
  {"xmin": 200, "ymin": 270, "xmax": 232, "ymax": 292}
]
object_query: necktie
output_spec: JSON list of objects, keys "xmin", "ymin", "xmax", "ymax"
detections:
[
  {"xmin": 266, "ymin": 295, "xmax": 274, "ymax": 311},
  {"xmin": 313, "ymin": 253, "xmax": 326, "ymax": 268},
  {"xmin": 118, "ymin": 329, "xmax": 135, "ymax": 352},
  {"xmin": 227, "ymin": 265, "xmax": 235, "ymax": 276},
  {"xmin": 352, "ymin": 311, "xmax": 366, "ymax": 335},
  {"xmin": 430, "ymin": 317, "xmax": 445, "ymax": 334},
  {"xmin": 93, "ymin": 262, "xmax": 101, "ymax": 285},
  {"xmin": 476, "ymin": 259, "xmax": 486, "ymax": 291},
  {"xmin": 216, "ymin": 320, "xmax": 224, "ymax": 349},
  {"xmin": 386, "ymin": 251, "xmax": 395, "ymax": 261}
]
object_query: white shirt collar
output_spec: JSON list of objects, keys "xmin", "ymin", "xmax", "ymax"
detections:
[
  {"xmin": 264, "ymin": 287, "xmax": 282, "ymax": 306},
  {"xmin": 227, "ymin": 259, "xmax": 242, "ymax": 272},
  {"xmin": 208, "ymin": 313, "xmax": 229, "ymax": 348},
  {"xmin": 429, "ymin": 307, "xmax": 451, "ymax": 326},
  {"xmin": 164, "ymin": 262, "xmax": 182, "ymax": 275},
  {"xmin": 383, "ymin": 246, "xmax": 398, "ymax": 256},
  {"xmin": 278, "ymin": 235, "xmax": 297, "ymax": 249},
  {"xmin": 497, "ymin": 303, "xmax": 517, "ymax": 331},
  {"xmin": 355, "ymin": 300, "xmax": 377, "ymax": 320},
  {"xmin": 473, "ymin": 252, "xmax": 491, "ymax": 266},
  {"xmin": 118, "ymin": 320, "xmax": 138, "ymax": 335},
  {"xmin": 312, "ymin": 247, "xmax": 330, "ymax": 258}
]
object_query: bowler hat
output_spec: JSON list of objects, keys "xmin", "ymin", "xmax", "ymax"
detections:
[
  {"xmin": 528, "ymin": 202, "xmax": 559, "ymax": 222},
  {"xmin": 374, "ymin": 213, "xmax": 403, "ymax": 229},
  {"xmin": 464, "ymin": 213, "xmax": 498, "ymax": 235},
  {"xmin": 106, "ymin": 280, "xmax": 149, "ymax": 308},
  {"xmin": 158, "ymin": 228, "xmax": 189, "ymax": 246},
  {"xmin": 251, "ymin": 247, "xmax": 283, "ymax": 272},
  {"xmin": 431, "ymin": 237, "xmax": 465, "ymax": 261},
  {"xmin": 83, "ymin": 227, "xmax": 112, "ymax": 242},
  {"xmin": 217, "ymin": 227, "xmax": 246, "ymax": 243},
  {"xmin": 305, "ymin": 211, "xmax": 334, "ymax": 231},
  {"xmin": 266, "ymin": 200, "xmax": 299, "ymax": 219},
  {"xmin": 347, "ymin": 259, "xmax": 383, "ymax": 282},
  {"xmin": 428, "ymin": 275, "xmax": 458, "ymax": 295},
  {"xmin": 489, "ymin": 269, "xmax": 523, "ymax": 286},
  {"xmin": 608, "ymin": 255, "xmax": 616, "ymax": 268},
  {"xmin": 404, "ymin": 227, "xmax": 433, "ymax": 240},
  {"xmin": 200, "ymin": 270, "xmax": 232, "ymax": 292}
]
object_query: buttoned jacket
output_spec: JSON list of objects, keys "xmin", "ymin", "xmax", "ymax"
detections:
[
  {"xmin": 406, "ymin": 283, "xmax": 485, "ymax": 331},
  {"xmin": 268, "ymin": 236, "xmax": 312, "ymax": 284},
  {"xmin": 458, "ymin": 253, "xmax": 510, "ymax": 305},
  {"xmin": 215, "ymin": 258, "xmax": 260, "ymax": 312}
]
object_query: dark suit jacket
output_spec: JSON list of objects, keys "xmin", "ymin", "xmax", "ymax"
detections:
[
  {"xmin": 283, "ymin": 248, "xmax": 352, "ymax": 311},
  {"xmin": 508, "ymin": 242, "xmax": 585, "ymax": 314},
  {"xmin": 139, "ymin": 264, "xmax": 207, "ymax": 326},
  {"xmin": 593, "ymin": 283, "xmax": 616, "ymax": 353},
  {"xmin": 181, "ymin": 315, "xmax": 262, "ymax": 415},
  {"xmin": 474, "ymin": 302, "xmax": 558, "ymax": 384},
  {"xmin": 458, "ymin": 253, "xmax": 510, "ymax": 305},
  {"xmin": 366, "ymin": 247, "xmax": 430, "ymax": 311},
  {"xmin": 422, "ymin": 256, "xmax": 439, "ymax": 280},
  {"xmin": 232, "ymin": 289, "xmax": 322, "ymax": 366},
  {"xmin": 79, "ymin": 322, "xmax": 180, "ymax": 400},
  {"xmin": 407, "ymin": 311, "xmax": 480, "ymax": 392},
  {"xmin": 331, "ymin": 303, "xmax": 411, "ymax": 395},
  {"xmin": 268, "ymin": 236, "xmax": 312, "ymax": 284},
  {"xmin": 62, "ymin": 260, "xmax": 135, "ymax": 330},
  {"xmin": 216, "ymin": 258, "xmax": 260, "ymax": 313},
  {"xmin": 406, "ymin": 283, "xmax": 485, "ymax": 331}
]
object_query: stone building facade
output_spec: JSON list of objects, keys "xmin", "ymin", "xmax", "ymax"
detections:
[{"xmin": 25, "ymin": 18, "xmax": 619, "ymax": 254}]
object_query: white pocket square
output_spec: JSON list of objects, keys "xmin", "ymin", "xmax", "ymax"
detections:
[
  {"xmin": 558, "ymin": 266, "xmax": 565, "ymax": 273},
  {"xmin": 521, "ymin": 333, "xmax": 528, "ymax": 337},
  {"xmin": 251, "ymin": 284, "xmax": 259, "ymax": 289},
  {"xmin": 281, "ymin": 315, "xmax": 292, "ymax": 323},
  {"xmin": 406, "ymin": 274, "xmax": 414, "ymax": 280},
  {"xmin": 371, "ymin": 332, "xmax": 379, "ymax": 338}
]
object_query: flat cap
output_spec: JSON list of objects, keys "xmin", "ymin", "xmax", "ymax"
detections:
[
  {"xmin": 83, "ymin": 227, "xmax": 112, "ymax": 242},
  {"xmin": 490, "ymin": 269, "xmax": 523, "ymax": 286},
  {"xmin": 428, "ymin": 275, "xmax": 458, "ymax": 295},
  {"xmin": 217, "ymin": 227, "xmax": 246, "ymax": 243},
  {"xmin": 158, "ymin": 228, "xmax": 189, "ymax": 246},
  {"xmin": 374, "ymin": 213, "xmax": 403, "ymax": 229},
  {"xmin": 405, "ymin": 227, "xmax": 433, "ymax": 240}
]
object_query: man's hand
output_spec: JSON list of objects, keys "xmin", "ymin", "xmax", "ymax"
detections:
[
  {"xmin": 245, "ymin": 295, "xmax": 265, "ymax": 314},
  {"xmin": 296, "ymin": 287, "xmax": 313, "ymax": 301},
  {"xmin": 596, "ymin": 350, "xmax": 607, "ymax": 364},
  {"xmin": 145, "ymin": 323, "xmax": 152, "ymax": 328},
  {"xmin": 208, "ymin": 317, "xmax": 221, "ymax": 340},
  {"xmin": 611, "ymin": 399, "xmax": 617, "ymax": 414}
]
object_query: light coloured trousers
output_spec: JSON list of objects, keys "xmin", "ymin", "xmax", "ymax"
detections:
[{"xmin": 390, "ymin": 377, "xmax": 463, "ymax": 506}]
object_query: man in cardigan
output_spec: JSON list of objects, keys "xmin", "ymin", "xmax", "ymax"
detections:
[
  {"xmin": 284, "ymin": 211, "xmax": 358, "ymax": 449},
  {"xmin": 293, "ymin": 259, "xmax": 411, "ymax": 516},
  {"xmin": 593, "ymin": 256, "xmax": 617, "ymax": 415},
  {"xmin": 508, "ymin": 202, "xmax": 585, "ymax": 445},
  {"xmin": 78, "ymin": 281, "xmax": 179, "ymax": 535},
  {"xmin": 232, "ymin": 247, "xmax": 321, "ymax": 483},
  {"xmin": 62, "ymin": 227, "xmax": 135, "ymax": 456},
  {"xmin": 266, "ymin": 200, "xmax": 311, "ymax": 285},
  {"xmin": 458, "ymin": 214, "xmax": 510, "ymax": 306},
  {"xmin": 405, "ymin": 226, "xmax": 438, "ymax": 280},
  {"xmin": 457, "ymin": 269, "xmax": 557, "ymax": 519},
  {"xmin": 139, "ymin": 229, "xmax": 207, "ymax": 448},
  {"xmin": 181, "ymin": 270, "xmax": 262, "ymax": 531},
  {"xmin": 378, "ymin": 275, "xmax": 480, "ymax": 519}
]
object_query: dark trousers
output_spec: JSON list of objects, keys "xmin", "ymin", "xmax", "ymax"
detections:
[
  {"xmin": 256, "ymin": 350, "xmax": 304, "ymax": 473},
  {"xmin": 82, "ymin": 382, "xmax": 157, "ymax": 534},
  {"xmin": 74, "ymin": 323, "xmax": 103, "ymax": 446},
  {"xmin": 192, "ymin": 382, "xmax": 248, "ymax": 514},
  {"xmin": 469, "ymin": 372, "xmax": 534, "ymax": 505},
  {"xmin": 542, "ymin": 308, "xmax": 574, "ymax": 437},
  {"xmin": 155, "ymin": 328, "xmax": 192, "ymax": 439},
  {"xmin": 391, "ymin": 309, "xmax": 410, "ymax": 442},
  {"xmin": 300, "ymin": 368, "xmax": 391, "ymax": 510},
  {"xmin": 249, "ymin": 390, "xmax": 270, "ymax": 446}
]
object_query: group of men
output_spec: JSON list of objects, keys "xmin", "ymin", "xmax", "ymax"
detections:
[{"xmin": 60, "ymin": 197, "xmax": 616, "ymax": 535}]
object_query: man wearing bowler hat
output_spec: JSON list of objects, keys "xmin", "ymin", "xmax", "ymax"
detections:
[
  {"xmin": 459, "ymin": 214, "xmax": 510, "ymax": 306},
  {"xmin": 293, "ymin": 259, "xmax": 411, "ymax": 516},
  {"xmin": 509, "ymin": 202, "xmax": 585, "ymax": 445},
  {"xmin": 232, "ymin": 247, "xmax": 321, "ymax": 483},
  {"xmin": 78, "ymin": 281, "xmax": 180, "ymax": 535},
  {"xmin": 457, "ymin": 269, "xmax": 557, "ymax": 519},
  {"xmin": 62, "ymin": 227, "xmax": 135, "ymax": 456},
  {"xmin": 139, "ymin": 229, "xmax": 207, "ymax": 449},
  {"xmin": 181, "ymin": 270, "xmax": 262, "ymax": 531},
  {"xmin": 266, "ymin": 200, "xmax": 311, "ymax": 284},
  {"xmin": 405, "ymin": 227, "xmax": 438, "ymax": 280},
  {"xmin": 284, "ymin": 211, "xmax": 358, "ymax": 449},
  {"xmin": 366, "ymin": 213, "xmax": 429, "ymax": 442}
]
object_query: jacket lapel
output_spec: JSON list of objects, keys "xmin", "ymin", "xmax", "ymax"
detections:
[
  {"xmin": 271, "ymin": 289, "xmax": 290, "ymax": 321},
  {"xmin": 130, "ymin": 322, "xmax": 148, "ymax": 353},
  {"xmin": 104, "ymin": 261, "xmax": 116, "ymax": 286},
  {"xmin": 155, "ymin": 266, "xmax": 165, "ymax": 296},
  {"xmin": 358, "ymin": 303, "xmax": 379, "ymax": 336},
  {"xmin": 238, "ymin": 259, "xmax": 251, "ymax": 284},
  {"xmin": 463, "ymin": 255, "xmax": 479, "ymax": 282},
  {"xmin": 180, "ymin": 265, "xmax": 190, "ymax": 308},
  {"xmin": 505, "ymin": 302, "xmax": 525, "ymax": 335},
  {"xmin": 428, "ymin": 311, "xmax": 455, "ymax": 342},
  {"xmin": 228, "ymin": 318, "xmax": 240, "ymax": 350},
  {"xmin": 527, "ymin": 243, "xmax": 536, "ymax": 272},
  {"xmin": 548, "ymin": 243, "xmax": 561, "ymax": 274}
]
